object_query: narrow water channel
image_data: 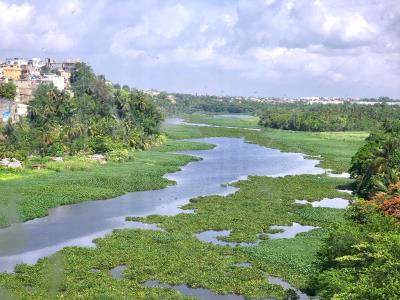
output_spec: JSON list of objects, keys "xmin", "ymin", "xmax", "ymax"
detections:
[{"xmin": 0, "ymin": 137, "xmax": 324, "ymax": 272}]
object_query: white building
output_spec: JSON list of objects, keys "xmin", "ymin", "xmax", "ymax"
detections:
[
  {"xmin": 6, "ymin": 58, "xmax": 28, "ymax": 66},
  {"xmin": 16, "ymin": 103, "xmax": 28, "ymax": 116},
  {"xmin": 30, "ymin": 58, "xmax": 45, "ymax": 68},
  {"xmin": 42, "ymin": 74, "xmax": 65, "ymax": 91}
]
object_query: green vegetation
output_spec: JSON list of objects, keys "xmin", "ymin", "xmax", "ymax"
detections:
[
  {"xmin": 312, "ymin": 120, "xmax": 400, "ymax": 299},
  {"xmin": 0, "ymin": 63, "xmax": 163, "ymax": 160},
  {"xmin": 0, "ymin": 140, "xmax": 213, "ymax": 227},
  {"xmin": 259, "ymin": 103, "xmax": 400, "ymax": 132},
  {"xmin": 166, "ymin": 122, "xmax": 367, "ymax": 173},
  {"xmin": 350, "ymin": 120, "xmax": 400, "ymax": 197},
  {"xmin": 0, "ymin": 81, "xmax": 16, "ymax": 101},
  {"xmin": 184, "ymin": 114, "xmax": 260, "ymax": 129},
  {"xmin": 0, "ymin": 174, "xmax": 352, "ymax": 299},
  {"xmin": 152, "ymin": 93, "xmax": 266, "ymax": 116},
  {"xmin": 3, "ymin": 111, "xmax": 396, "ymax": 299},
  {"xmin": 313, "ymin": 200, "xmax": 400, "ymax": 299}
]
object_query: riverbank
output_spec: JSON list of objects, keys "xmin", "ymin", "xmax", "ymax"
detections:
[
  {"xmin": 184, "ymin": 114, "xmax": 261, "ymax": 129},
  {"xmin": 0, "ymin": 173, "xmax": 352, "ymax": 299},
  {"xmin": 0, "ymin": 118, "xmax": 363, "ymax": 299},
  {"xmin": 166, "ymin": 115, "xmax": 367, "ymax": 173},
  {"xmin": 0, "ymin": 140, "xmax": 215, "ymax": 228}
]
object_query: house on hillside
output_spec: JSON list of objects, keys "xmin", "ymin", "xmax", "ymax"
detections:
[{"xmin": 0, "ymin": 98, "xmax": 14, "ymax": 122}]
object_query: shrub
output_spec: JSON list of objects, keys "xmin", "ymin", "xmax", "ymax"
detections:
[{"xmin": 106, "ymin": 149, "xmax": 130, "ymax": 162}]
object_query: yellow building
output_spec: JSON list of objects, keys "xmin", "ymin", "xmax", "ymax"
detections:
[{"xmin": 3, "ymin": 65, "xmax": 22, "ymax": 81}]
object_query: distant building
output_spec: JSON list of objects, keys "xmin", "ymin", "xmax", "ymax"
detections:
[
  {"xmin": 29, "ymin": 58, "xmax": 45, "ymax": 68},
  {"xmin": 3, "ymin": 65, "xmax": 22, "ymax": 80},
  {"xmin": 14, "ymin": 80, "xmax": 41, "ymax": 103},
  {"xmin": 45, "ymin": 58, "xmax": 80, "ymax": 73},
  {"xmin": 58, "ymin": 69, "xmax": 71, "ymax": 89},
  {"xmin": 42, "ymin": 74, "xmax": 65, "ymax": 91},
  {"xmin": 16, "ymin": 103, "xmax": 28, "ymax": 117},
  {"xmin": 6, "ymin": 58, "xmax": 28, "ymax": 66},
  {"xmin": 0, "ymin": 98, "xmax": 14, "ymax": 122}
]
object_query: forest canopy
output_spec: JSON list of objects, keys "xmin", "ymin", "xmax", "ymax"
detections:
[
  {"xmin": 258, "ymin": 103, "xmax": 400, "ymax": 132},
  {"xmin": 0, "ymin": 63, "xmax": 163, "ymax": 159}
]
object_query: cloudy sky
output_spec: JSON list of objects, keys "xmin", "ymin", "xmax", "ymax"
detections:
[{"xmin": 1, "ymin": 0, "xmax": 399, "ymax": 97}]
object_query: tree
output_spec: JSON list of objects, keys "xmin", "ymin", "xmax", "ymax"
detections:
[
  {"xmin": 350, "ymin": 121, "xmax": 400, "ymax": 197},
  {"xmin": 1, "ymin": 63, "xmax": 164, "ymax": 158},
  {"xmin": 0, "ymin": 81, "xmax": 16, "ymax": 100},
  {"xmin": 70, "ymin": 63, "xmax": 97, "ymax": 97},
  {"xmin": 40, "ymin": 65, "xmax": 50, "ymax": 75}
]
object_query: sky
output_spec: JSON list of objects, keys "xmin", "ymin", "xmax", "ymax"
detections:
[{"xmin": 0, "ymin": 0, "xmax": 399, "ymax": 98}]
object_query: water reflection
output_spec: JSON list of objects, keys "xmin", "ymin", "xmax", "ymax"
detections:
[
  {"xmin": 142, "ymin": 280, "xmax": 245, "ymax": 300},
  {"xmin": 294, "ymin": 198, "xmax": 350, "ymax": 209}
]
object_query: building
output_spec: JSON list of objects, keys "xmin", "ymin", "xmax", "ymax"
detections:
[
  {"xmin": 42, "ymin": 74, "xmax": 65, "ymax": 91},
  {"xmin": 6, "ymin": 58, "xmax": 28, "ymax": 66},
  {"xmin": 58, "ymin": 69, "xmax": 71, "ymax": 89},
  {"xmin": 16, "ymin": 103, "xmax": 28, "ymax": 117},
  {"xmin": 14, "ymin": 80, "xmax": 41, "ymax": 103},
  {"xmin": 3, "ymin": 65, "xmax": 22, "ymax": 80},
  {"xmin": 29, "ymin": 58, "xmax": 45, "ymax": 68},
  {"xmin": 0, "ymin": 98, "xmax": 14, "ymax": 122},
  {"xmin": 45, "ymin": 58, "xmax": 79, "ymax": 73}
]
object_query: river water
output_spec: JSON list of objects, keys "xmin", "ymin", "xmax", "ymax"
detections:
[{"xmin": 0, "ymin": 137, "xmax": 324, "ymax": 272}]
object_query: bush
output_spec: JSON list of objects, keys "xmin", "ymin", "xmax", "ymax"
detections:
[
  {"xmin": 89, "ymin": 136, "xmax": 119, "ymax": 153},
  {"xmin": 106, "ymin": 149, "xmax": 130, "ymax": 162},
  {"xmin": 314, "ymin": 203, "xmax": 400, "ymax": 299}
]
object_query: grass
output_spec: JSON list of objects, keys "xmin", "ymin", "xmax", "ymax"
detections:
[
  {"xmin": 44, "ymin": 157, "xmax": 101, "ymax": 172},
  {"xmin": 0, "ymin": 174, "xmax": 352, "ymax": 299},
  {"xmin": 165, "ymin": 122, "xmax": 367, "ymax": 173},
  {"xmin": 0, "ymin": 118, "xmax": 364, "ymax": 299},
  {"xmin": 0, "ymin": 140, "xmax": 214, "ymax": 228},
  {"xmin": 184, "ymin": 114, "xmax": 261, "ymax": 129}
]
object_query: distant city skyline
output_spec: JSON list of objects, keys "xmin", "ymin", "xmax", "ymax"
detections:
[{"xmin": 1, "ymin": 0, "xmax": 399, "ymax": 98}]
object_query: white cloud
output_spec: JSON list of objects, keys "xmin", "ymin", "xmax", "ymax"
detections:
[
  {"xmin": 0, "ymin": 0, "xmax": 398, "ymax": 97},
  {"xmin": 110, "ymin": 3, "xmax": 191, "ymax": 56},
  {"xmin": 58, "ymin": 0, "xmax": 82, "ymax": 17},
  {"xmin": 0, "ymin": 1, "xmax": 74, "ymax": 52},
  {"xmin": 0, "ymin": 1, "xmax": 34, "ymax": 26}
]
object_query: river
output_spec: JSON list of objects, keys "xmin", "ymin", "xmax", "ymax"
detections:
[{"xmin": 0, "ymin": 136, "xmax": 324, "ymax": 272}]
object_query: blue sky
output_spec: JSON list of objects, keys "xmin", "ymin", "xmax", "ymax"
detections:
[{"xmin": 0, "ymin": 0, "xmax": 399, "ymax": 97}]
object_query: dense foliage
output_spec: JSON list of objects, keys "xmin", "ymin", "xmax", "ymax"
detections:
[
  {"xmin": 314, "ymin": 121, "xmax": 400, "ymax": 299},
  {"xmin": 258, "ymin": 103, "xmax": 400, "ymax": 132},
  {"xmin": 0, "ymin": 81, "xmax": 16, "ymax": 100},
  {"xmin": 152, "ymin": 92, "xmax": 266, "ymax": 115},
  {"xmin": 349, "ymin": 121, "xmax": 400, "ymax": 197},
  {"xmin": 314, "ymin": 200, "xmax": 400, "ymax": 299},
  {"xmin": 0, "ymin": 63, "xmax": 163, "ymax": 159}
]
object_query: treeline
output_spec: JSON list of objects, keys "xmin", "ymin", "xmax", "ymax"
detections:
[
  {"xmin": 0, "ymin": 63, "xmax": 163, "ymax": 159},
  {"xmin": 313, "ymin": 121, "xmax": 400, "ymax": 298},
  {"xmin": 259, "ymin": 103, "xmax": 400, "ymax": 132},
  {"xmin": 152, "ymin": 93, "xmax": 265, "ymax": 115}
]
